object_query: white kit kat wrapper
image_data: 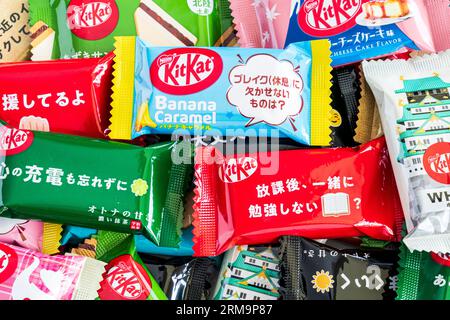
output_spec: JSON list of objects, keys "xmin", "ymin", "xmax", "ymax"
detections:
[
  {"xmin": 362, "ymin": 50, "xmax": 450, "ymax": 254},
  {"xmin": 71, "ymin": 256, "xmax": 106, "ymax": 300}
]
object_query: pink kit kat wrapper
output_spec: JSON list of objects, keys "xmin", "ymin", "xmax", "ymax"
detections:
[
  {"xmin": 0, "ymin": 242, "xmax": 105, "ymax": 300},
  {"xmin": 230, "ymin": 0, "xmax": 290, "ymax": 48},
  {"xmin": 425, "ymin": 0, "xmax": 450, "ymax": 52},
  {"xmin": 0, "ymin": 218, "xmax": 43, "ymax": 252}
]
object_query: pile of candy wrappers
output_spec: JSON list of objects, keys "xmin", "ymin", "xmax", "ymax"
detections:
[{"xmin": 0, "ymin": 0, "xmax": 449, "ymax": 301}]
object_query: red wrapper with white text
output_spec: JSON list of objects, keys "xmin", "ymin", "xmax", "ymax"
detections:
[
  {"xmin": 0, "ymin": 53, "xmax": 113, "ymax": 139},
  {"xmin": 192, "ymin": 137, "xmax": 404, "ymax": 257}
]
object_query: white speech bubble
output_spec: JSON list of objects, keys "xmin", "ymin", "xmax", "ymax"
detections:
[{"xmin": 227, "ymin": 54, "xmax": 304, "ymax": 129}]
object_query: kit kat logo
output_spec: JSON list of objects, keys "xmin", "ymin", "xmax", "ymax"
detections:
[
  {"xmin": 150, "ymin": 48, "xmax": 223, "ymax": 95},
  {"xmin": 431, "ymin": 252, "xmax": 450, "ymax": 267},
  {"xmin": 99, "ymin": 255, "xmax": 151, "ymax": 300},
  {"xmin": 423, "ymin": 142, "xmax": 450, "ymax": 185},
  {"xmin": 0, "ymin": 126, "xmax": 34, "ymax": 156},
  {"xmin": 0, "ymin": 243, "xmax": 18, "ymax": 284},
  {"xmin": 219, "ymin": 157, "xmax": 258, "ymax": 183},
  {"xmin": 67, "ymin": 0, "xmax": 119, "ymax": 40},
  {"xmin": 298, "ymin": 0, "xmax": 364, "ymax": 37}
]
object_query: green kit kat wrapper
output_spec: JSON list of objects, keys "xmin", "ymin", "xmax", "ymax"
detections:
[
  {"xmin": 396, "ymin": 242, "xmax": 450, "ymax": 300},
  {"xmin": 96, "ymin": 231, "xmax": 167, "ymax": 300},
  {"xmin": 0, "ymin": 125, "xmax": 191, "ymax": 247},
  {"xmin": 29, "ymin": 0, "xmax": 236, "ymax": 61}
]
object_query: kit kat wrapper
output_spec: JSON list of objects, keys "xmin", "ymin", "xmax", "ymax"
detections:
[
  {"xmin": 0, "ymin": 242, "xmax": 105, "ymax": 300},
  {"xmin": 192, "ymin": 137, "xmax": 404, "ymax": 257},
  {"xmin": 362, "ymin": 50, "xmax": 450, "ymax": 254},
  {"xmin": 0, "ymin": 124, "xmax": 191, "ymax": 248},
  {"xmin": 0, "ymin": 0, "xmax": 31, "ymax": 62},
  {"xmin": 0, "ymin": 53, "xmax": 114, "ymax": 139}
]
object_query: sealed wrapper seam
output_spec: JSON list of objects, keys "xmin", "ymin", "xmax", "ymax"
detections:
[
  {"xmin": 42, "ymin": 222, "xmax": 63, "ymax": 255},
  {"xmin": 395, "ymin": 244, "xmax": 422, "ymax": 300},
  {"xmin": 192, "ymin": 147, "xmax": 219, "ymax": 257},
  {"xmin": 71, "ymin": 256, "xmax": 107, "ymax": 300},
  {"xmin": 160, "ymin": 143, "xmax": 193, "ymax": 247},
  {"xmin": 109, "ymin": 36, "xmax": 136, "ymax": 140},
  {"xmin": 310, "ymin": 40, "xmax": 333, "ymax": 146}
]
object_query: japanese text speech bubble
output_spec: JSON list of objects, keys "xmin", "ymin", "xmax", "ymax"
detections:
[{"xmin": 227, "ymin": 54, "xmax": 304, "ymax": 129}]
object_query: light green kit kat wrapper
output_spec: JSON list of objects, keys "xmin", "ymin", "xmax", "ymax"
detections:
[{"xmin": 29, "ymin": 0, "xmax": 237, "ymax": 60}]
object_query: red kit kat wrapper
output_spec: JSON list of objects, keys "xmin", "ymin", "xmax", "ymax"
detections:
[
  {"xmin": 0, "ymin": 53, "xmax": 113, "ymax": 138},
  {"xmin": 193, "ymin": 137, "xmax": 404, "ymax": 257}
]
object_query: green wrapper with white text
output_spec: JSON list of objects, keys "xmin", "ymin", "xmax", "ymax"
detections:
[
  {"xmin": 396, "ymin": 242, "xmax": 450, "ymax": 300},
  {"xmin": 0, "ymin": 125, "xmax": 191, "ymax": 247}
]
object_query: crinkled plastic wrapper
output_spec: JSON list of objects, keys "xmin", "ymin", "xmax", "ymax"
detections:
[
  {"xmin": 284, "ymin": 0, "xmax": 450, "ymax": 66},
  {"xmin": 29, "ymin": 0, "xmax": 236, "ymax": 61},
  {"xmin": 109, "ymin": 36, "xmax": 333, "ymax": 146},
  {"xmin": 279, "ymin": 237, "xmax": 399, "ymax": 300},
  {"xmin": 363, "ymin": 50, "xmax": 450, "ymax": 254},
  {"xmin": 0, "ymin": 242, "xmax": 105, "ymax": 300},
  {"xmin": 193, "ymin": 137, "xmax": 403, "ymax": 257}
]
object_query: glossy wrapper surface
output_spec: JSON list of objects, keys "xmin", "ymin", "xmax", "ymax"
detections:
[
  {"xmin": 0, "ymin": 54, "xmax": 114, "ymax": 139},
  {"xmin": 0, "ymin": 125, "xmax": 190, "ymax": 247},
  {"xmin": 193, "ymin": 137, "xmax": 404, "ymax": 257}
]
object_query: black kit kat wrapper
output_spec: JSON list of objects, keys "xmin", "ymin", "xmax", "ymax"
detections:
[
  {"xmin": 279, "ymin": 237, "xmax": 399, "ymax": 300},
  {"xmin": 141, "ymin": 255, "xmax": 221, "ymax": 300}
]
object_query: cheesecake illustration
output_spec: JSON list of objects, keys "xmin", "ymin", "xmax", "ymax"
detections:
[{"xmin": 362, "ymin": 0, "xmax": 410, "ymax": 20}]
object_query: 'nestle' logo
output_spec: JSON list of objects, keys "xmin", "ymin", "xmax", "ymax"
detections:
[{"xmin": 304, "ymin": 0, "xmax": 318, "ymax": 13}]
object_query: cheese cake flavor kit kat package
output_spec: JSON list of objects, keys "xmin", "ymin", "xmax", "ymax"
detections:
[
  {"xmin": 95, "ymin": 231, "xmax": 167, "ymax": 300},
  {"xmin": 0, "ymin": 53, "xmax": 114, "ymax": 139},
  {"xmin": 396, "ymin": 242, "xmax": 450, "ymax": 300},
  {"xmin": 279, "ymin": 237, "xmax": 399, "ymax": 300},
  {"xmin": 0, "ymin": 242, "xmax": 105, "ymax": 300},
  {"xmin": 285, "ymin": 0, "xmax": 450, "ymax": 66},
  {"xmin": 0, "ymin": 218, "xmax": 62, "ymax": 254},
  {"xmin": 192, "ymin": 137, "xmax": 404, "ymax": 257},
  {"xmin": 0, "ymin": 0, "xmax": 32, "ymax": 62},
  {"xmin": 28, "ymin": 0, "xmax": 237, "ymax": 61},
  {"xmin": 109, "ymin": 36, "xmax": 333, "ymax": 146},
  {"xmin": 363, "ymin": 50, "xmax": 450, "ymax": 254},
  {"xmin": 0, "ymin": 124, "xmax": 191, "ymax": 248}
]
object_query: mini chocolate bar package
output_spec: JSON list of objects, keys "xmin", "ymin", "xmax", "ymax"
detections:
[
  {"xmin": 279, "ymin": 237, "xmax": 399, "ymax": 300},
  {"xmin": 212, "ymin": 245, "xmax": 281, "ymax": 300},
  {"xmin": 142, "ymin": 255, "xmax": 220, "ymax": 300},
  {"xmin": 29, "ymin": 0, "xmax": 236, "ymax": 60}
]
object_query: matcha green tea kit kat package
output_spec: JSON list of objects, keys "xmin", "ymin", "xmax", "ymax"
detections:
[
  {"xmin": 0, "ymin": 124, "xmax": 191, "ymax": 247},
  {"xmin": 96, "ymin": 231, "xmax": 167, "ymax": 300},
  {"xmin": 29, "ymin": 0, "xmax": 236, "ymax": 61}
]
